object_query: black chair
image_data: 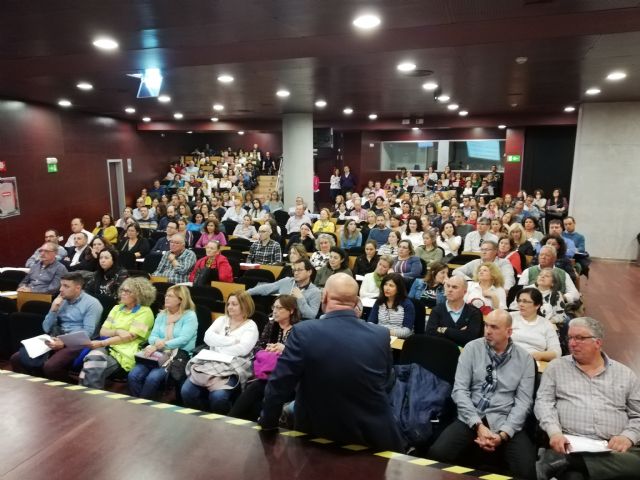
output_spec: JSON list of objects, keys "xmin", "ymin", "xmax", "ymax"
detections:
[
  {"xmin": 221, "ymin": 249, "xmax": 246, "ymax": 263},
  {"xmin": 241, "ymin": 269, "xmax": 275, "ymax": 284},
  {"xmin": 189, "ymin": 285, "xmax": 224, "ymax": 303},
  {"xmin": 194, "ymin": 297, "xmax": 226, "ymax": 313},
  {"xmin": 149, "ymin": 230, "xmax": 166, "ymax": 244},
  {"xmin": 153, "ymin": 282, "xmax": 174, "ymax": 296},
  {"xmin": 193, "ymin": 247, "xmax": 206, "ymax": 259},
  {"xmin": 195, "ymin": 304, "xmax": 213, "ymax": 345},
  {"xmin": 252, "ymin": 310, "xmax": 270, "ymax": 335},
  {"xmin": 222, "ymin": 220, "xmax": 238, "ymax": 235},
  {"xmin": 273, "ymin": 210, "xmax": 290, "ymax": 227},
  {"xmin": 20, "ymin": 301, "xmax": 52, "ymax": 316},
  {"xmin": 0, "ymin": 270, "xmax": 27, "ymax": 291},
  {"xmin": 228, "ymin": 237, "xmax": 252, "ymax": 251},
  {"xmin": 126, "ymin": 269, "xmax": 151, "ymax": 279},
  {"xmin": 191, "ymin": 231, "xmax": 202, "ymax": 246},
  {"xmin": 142, "ymin": 252, "xmax": 163, "ymax": 274},
  {"xmin": 398, "ymin": 335, "xmax": 460, "ymax": 385},
  {"xmin": 92, "ymin": 294, "xmax": 118, "ymax": 332},
  {"xmin": 448, "ymin": 253, "xmax": 480, "ymax": 266},
  {"xmin": 0, "ymin": 297, "xmax": 17, "ymax": 315},
  {"xmin": 252, "ymin": 295, "xmax": 277, "ymax": 315},
  {"xmin": 419, "ymin": 258, "xmax": 428, "ymax": 277},
  {"xmin": 8, "ymin": 312, "xmax": 45, "ymax": 356},
  {"xmin": 347, "ymin": 246, "xmax": 364, "ymax": 256},
  {"xmin": 409, "ymin": 298, "xmax": 427, "ymax": 335}
]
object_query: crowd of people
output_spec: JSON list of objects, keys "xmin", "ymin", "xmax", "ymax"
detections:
[{"xmin": 7, "ymin": 149, "xmax": 639, "ymax": 480}]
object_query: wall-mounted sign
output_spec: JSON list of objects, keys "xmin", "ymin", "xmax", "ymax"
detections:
[
  {"xmin": 46, "ymin": 157, "xmax": 58, "ymax": 173},
  {"xmin": 0, "ymin": 177, "xmax": 20, "ymax": 218},
  {"xmin": 507, "ymin": 154, "xmax": 521, "ymax": 163},
  {"xmin": 0, "ymin": 161, "xmax": 6, "ymax": 173}
]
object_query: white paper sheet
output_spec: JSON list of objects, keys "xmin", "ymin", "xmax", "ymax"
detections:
[
  {"xmin": 193, "ymin": 349, "xmax": 233, "ymax": 364},
  {"xmin": 58, "ymin": 331, "xmax": 91, "ymax": 348},
  {"xmin": 361, "ymin": 297, "xmax": 376, "ymax": 309},
  {"xmin": 565, "ymin": 434, "xmax": 611, "ymax": 453},
  {"xmin": 0, "ymin": 291, "xmax": 18, "ymax": 297},
  {"xmin": 21, "ymin": 334, "xmax": 53, "ymax": 358}
]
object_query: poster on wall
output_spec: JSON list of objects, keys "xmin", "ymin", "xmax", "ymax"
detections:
[{"xmin": 0, "ymin": 177, "xmax": 20, "ymax": 218}]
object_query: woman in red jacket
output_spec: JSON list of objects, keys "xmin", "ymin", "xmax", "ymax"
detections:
[{"xmin": 189, "ymin": 240, "xmax": 233, "ymax": 283}]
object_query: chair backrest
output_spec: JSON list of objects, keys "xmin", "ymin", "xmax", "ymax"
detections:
[
  {"xmin": 258, "ymin": 265, "xmax": 283, "ymax": 279},
  {"xmin": 0, "ymin": 269, "xmax": 27, "ymax": 286},
  {"xmin": 17, "ymin": 292, "xmax": 52, "ymax": 312},
  {"xmin": 142, "ymin": 252, "xmax": 163, "ymax": 274},
  {"xmin": 242, "ymin": 269, "xmax": 275, "ymax": 283},
  {"xmin": 195, "ymin": 304, "xmax": 213, "ymax": 345},
  {"xmin": 189, "ymin": 285, "xmax": 224, "ymax": 302},
  {"xmin": 222, "ymin": 220, "xmax": 238, "ymax": 235},
  {"xmin": 228, "ymin": 237, "xmax": 252, "ymax": 251},
  {"xmin": 8, "ymin": 312, "xmax": 46, "ymax": 355},
  {"xmin": 398, "ymin": 335, "xmax": 461, "ymax": 384},
  {"xmin": 126, "ymin": 269, "xmax": 151, "ymax": 279},
  {"xmin": 193, "ymin": 247, "xmax": 206, "ymax": 259},
  {"xmin": 0, "ymin": 297, "xmax": 17, "ymax": 315},
  {"xmin": 251, "ymin": 310, "xmax": 270, "ymax": 335},
  {"xmin": 409, "ymin": 298, "xmax": 427, "ymax": 335},
  {"xmin": 273, "ymin": 210, "xmax": 290, "ymax": 226},
  {"xmin": 210, "ymin": 281, "xmax": 246, "ymax": 301},
  {"xmin": 20, "ymin": 301, "xmax": 52, "ymax": 316}
]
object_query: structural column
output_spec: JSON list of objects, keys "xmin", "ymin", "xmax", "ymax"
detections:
[{"xmin": 282, "ymin": 113, "xmax": 314, "ymax": 211}]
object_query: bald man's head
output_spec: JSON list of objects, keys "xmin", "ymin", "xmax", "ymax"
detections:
[{"xmin": 322, "ymin": 273, "xmax": 359, "ymax": 313}]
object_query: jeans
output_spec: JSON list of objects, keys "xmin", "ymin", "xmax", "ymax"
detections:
[
  {"xmin": 180, "ymin": 376, "xmax": 239, "ymax": 414},
  {"xmin": 128, "ymin": 364, "xmax": 168, "ymax": 399}
]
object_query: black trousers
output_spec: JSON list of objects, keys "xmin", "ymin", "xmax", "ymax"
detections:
[
  {"xmin": 428, "ymin": 419, "xmax": 536, "ymax": 480},
  {"xmin": 228, "ymin": 379, "xmax": 267, "ymax": 421}
]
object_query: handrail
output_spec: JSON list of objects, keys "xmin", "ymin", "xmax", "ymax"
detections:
[{"xmin": 275, "ymin": 156, "xmax": 284, "ymax": 203}]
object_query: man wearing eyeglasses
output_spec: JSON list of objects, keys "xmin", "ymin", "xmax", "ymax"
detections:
[
  {"xmin": 247, "ymin": 225, "xmax": 281, "ymax": 265},
  {"xmin": 428, "ymin": 309, "xmax": 536, "ymax": 479},
  {"xmin": 25, "ymin": 229, "xmax": 68, "ymax": 267},
  {"xmin": 463, "ymin": 217, "xmax": 498, "ymax": 253},
  {"xmin": 534, "ymin": 317, "xmax": 640, "ymax": 480},
  {"xmin": 18, "ymin": 242, "xmax": 68, "ymax": 294},
  {"xmin": 152, "ymin": 234, "xmax": 196, "ymax": 284},
  {"xmin": 453, "ymin": 240, "xmax": 516, "ymax": 291},
  {"xmin": 246, "ymin": 258, "xmax": 321, "ymax": 320}
]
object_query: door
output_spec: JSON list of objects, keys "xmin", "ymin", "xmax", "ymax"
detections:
[{"xmin": 106, "ymin": 159, "xmax": 126, "ymax": 218}]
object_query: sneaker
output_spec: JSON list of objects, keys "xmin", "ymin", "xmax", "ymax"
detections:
[{"xmin": 536, "ymin": 448, "xmax": 569, "ymax": 480}]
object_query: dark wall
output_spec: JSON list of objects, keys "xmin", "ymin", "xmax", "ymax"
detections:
[
  {"xmin": 0, "ymin": 100, "xmax": 190, "ymax": 266},
  {"xmin": 522, "ymin": 126, "xmax": 577, "ymax": 199},
  {"xmin": 184, "ymin": 132, "xmax": 281, "ymax": 155}
]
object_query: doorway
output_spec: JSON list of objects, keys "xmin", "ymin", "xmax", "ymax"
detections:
[{"xmin": 106, "ymin": 159, "xmax": 126, "ymax": 218}]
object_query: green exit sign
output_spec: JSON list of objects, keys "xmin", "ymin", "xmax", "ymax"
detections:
[
  {"xmin": 47, "ymin": 163, "xmax": 58, "ymax": 173},
  {"xmin": 507, "ymin": 154, "xmax": 521, "ymax": 163}
]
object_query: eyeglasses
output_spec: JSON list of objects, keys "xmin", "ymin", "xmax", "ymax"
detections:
[
  {"xmin": 567, "ymin": 335, "xmax": 596, "ymax": 343},
  {"xmin": 121, "ymin": 288, "xmax": 133, "ymax": 294},
  {"xmin": 485, "ymin": 365, "xmax": 494, "ymax": 384}
]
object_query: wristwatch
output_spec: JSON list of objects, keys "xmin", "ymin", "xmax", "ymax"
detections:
[{"xmin": 499, "ymin": 431, "xmax": 510, "ymax": 442}]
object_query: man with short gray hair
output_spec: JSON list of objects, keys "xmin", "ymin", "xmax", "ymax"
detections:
[
  {"xmin": 519, "ymin": 245, "xmax": 580, "ymax": 303},
  {"xmin": 247, "ymin": 225, "xmax": 281, "ymax": 265},
  {"xmin": 453, "ymin": 240, "xmax": 516, "ymax": 290},
  {"xmin": 152, "ymin": 234, "xmax": 196, "ymax": 283},
  {"xmin": 534, "ymin": 317, "xmax": 640, "ymax": 480},
  {"xmin": 463, "ymin": 217, "xmax": 498, "ymax": 253}
]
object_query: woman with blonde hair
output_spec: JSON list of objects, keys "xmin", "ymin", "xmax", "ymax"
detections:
[
  {"xmin": 312, "ymin": 208, "xmax": 336, "ymax": 234},
  {"xmin": 310, "ymin": 233, "xmax": 335, "ymax": 270},
  {"xmin": 508, "ymin": 222, "xmax": 535, "ymax": 257},
  {"xmin": 181, "ymin": 290, "xmax": 259, "ymax": 414},
  {"xmin": 464, "ymin": 262, "xmax": 506, "ymax": 314},
  {"xmin": 79, "ymin": 277, "xmax": 156, "ymax": 388},
  {"xmin": 128, "ymin": 285, "xmax": 198, "ymax": 399}
]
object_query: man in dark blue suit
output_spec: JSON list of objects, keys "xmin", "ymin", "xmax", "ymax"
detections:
[{"xmin": 259, "ymin": 273, "xmax": 405, "ymax": 451}]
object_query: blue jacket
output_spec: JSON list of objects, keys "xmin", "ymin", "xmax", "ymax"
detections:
[
  {"xmin": 408, "ymin": 280, "xmax": 446, "ymax": 307},
  {"xmin": 367, "ymin": 298, "xmax": 415, "ymax": 337}
]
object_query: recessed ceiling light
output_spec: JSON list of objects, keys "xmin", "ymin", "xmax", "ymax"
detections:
[
  {"xmin": 217, "ymin": 74, "xmax": 234, "ymax": 84},
  {"xmin": 276, "ymin": 89, "xmax": 290, "ymax": 98},
  {"xmin": 57, "ymin": 99, "xmax": 72, "ymax": 107},
  {"xmin": 459, "ymin": 110, "xmax": 469, "ymax": 116},
  {"xmin": 498, "ymin": 124, "xmax": 507, "ymax": 129},
  {"xmin": 397, "ymin": 62, "xmax": 416, "ymax": 73},
  {"xmin": 92, "ymin": 37, "xmax": 119, "ymax": 50},
  {"xmin": 124, "ymin": 107, "xmax": 136, "ymax": 114},
  {"xmin": 142, "ymin": 117, "xmax": 151, "ymax": 122},
  {"xmin": 564, "ymin": 106, "xmax": 576, "ymax": 112},
  {"xmin": 173, "ymin": 112, "xmax": 183, "ymax": 119},
  {"xmin": 187, "ymin": 131, "xmax": 193, "ymax": 134},
  {"xmin": 368, "ymin": 113, "xmax": 378, "ymax": 120},
  {"xmin": 212, "ymin": 103, "xmax": 224, "ymax": 111},
  {"xmin": 511, "ymin": 103, "xmax": 519, "ymax": 108},
  {"xmin": 315, "ymin": 99, "xmax": 327, "ymax": 108},
  {"xmin": 76, "ymin": 82, "xmax": 93, "ymax": 91},
  {"xmin": 515, "ymin": 56, "xmax": 528, "ymax": 64},
  {"xmin": 411, "ymin": 127, "xmax": 420, "ymax": 131},
  {"xmin": 158, "ymin": 95, "xmax": 171, "ymax": 103},
  {"xmin": 585, "ymin": 87, "xmax": 601, "ymax": 95},
  {"xmin": 437, "ymin": 95, "xmax": 450, "ymax": 103},
  {"xmin": 238, "ymin": 131, "xmax": 245, "ymax": 135},
  {"xmin": 211, "ymin": 117, "xmax": 219, "ymax": 122},
  {"xmin": 353, "ymin": 14, "xmax": 381, "ymax": 30},
  {"xmin": 343, "ymin": 107, "xmax": 354, "ymax": 115},
  {"xmin": 447, "ymin": 103, "xmax": 459, "ymax": 111},
  {"xmin": 606, "ymin": 71, "xmax": 627, "ymax": 81},
  {"xmin": 422, "ymin": 81, "xmax": 439, "ymax": 91}
]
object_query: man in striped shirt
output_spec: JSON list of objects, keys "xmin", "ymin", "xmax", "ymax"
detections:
[{"xmin": 247, "ymin": 225, "xmax": 282, "ymax": 265}]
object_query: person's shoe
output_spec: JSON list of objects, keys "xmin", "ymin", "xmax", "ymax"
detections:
[{"xmin": 536, "ymin": 448, "xmax": 569, "ymax": 480}]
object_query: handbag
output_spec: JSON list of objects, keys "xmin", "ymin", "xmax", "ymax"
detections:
[
  {"xmin": 253, "ymin": 349, "xmax": 280, "ymax": 380},
  {"xmin": 166, "ymin": 349, "xmax": 191, "ymax": 383}
]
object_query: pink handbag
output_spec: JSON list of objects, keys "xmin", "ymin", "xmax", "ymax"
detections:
[{"xmin": 253, "ymin": 350, "xmax": 280, "ymax": 380}]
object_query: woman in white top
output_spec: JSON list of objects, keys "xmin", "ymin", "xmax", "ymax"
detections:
[
  {"xmin": 232, "ymin": 215, "xmax": 258, "ymax": 241},
  {"xmin": 510, "ymin": 288, "xmax": 562, "ymax": 361},
  {"xmin": 401, "ymin": 216, "xmax": 424, "ymax": 250},
  {"xmin": 329, "ymin": 167, "xmax": 342, "ymax": 202},
  {"xmin": 464, "ymin": 262, "xmax": 507, "ymax": 314},
  {"xmin": 310, "ymin": 234, "xmax": 335, "ymax": 270},
  {"xmin": 181, "ymin": 291, "xmax": 259, "ymax": 413},
  {"xmin": 436, "ymin": 221, "xmax": 461, "ymax": 258},
  {"xmin": 378, "ymin": 230, "xmax": 400, "ymax": 258},
  {"xmin": 359, "ymin": 255, "xmax": 393, "ymax": 299}
]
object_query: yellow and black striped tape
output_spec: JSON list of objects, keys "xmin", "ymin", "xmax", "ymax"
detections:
[{"xmin": 0, "ymin": 370, "xmax": 511, "ymax": 479}]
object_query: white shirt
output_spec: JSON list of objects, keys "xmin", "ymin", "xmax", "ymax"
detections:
[
  {"xmin": 64, "ymin": 229, "xmax": 94, "ymax": 248},
  {"xmin": 464, "ymin": 282, "xmax": 507, "ymax": 310},
  {"xmin": 510, "ymin": 312, "xmax": 562, "ymax": 359}
]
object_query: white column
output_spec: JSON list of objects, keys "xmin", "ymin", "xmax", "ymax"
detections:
[
  {"xmin": 570, "ymin": 102, "xmax": 640, "ymax": 260},
  {"xmin": 282, "ymin": 113, "xmax": 314, "ymax": 211}
]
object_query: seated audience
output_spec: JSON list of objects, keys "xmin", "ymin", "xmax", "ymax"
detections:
[
  {"xmin": 352, "ymin": 240, "xmax": 380, "ymax": 276},
  {"xmin": 221, "ymin": 197, "xmax": 247, "ymax": 223},
  {"xmin": 309, "ymin": 233, "xmax": 335, "ymax": 269},
  {"xmin": 391, "ymin": 240, "xmax": 422, "ymax": 281},
  {"xmin": 416, "ymin": 230, "xmax": 444, "ymax": 268},
  {"xmin": 181, "ymin": 291, "xmax": 259, "ymax": 414},
  {"xmin": 408, "ymin": 261, "xmax": 448, "ymax": 308},
  {"xmin": 128, "ymin": 285, "xmax": 198, "ymax": 399},
  {"xmin": 367, "ymin": 273, "xmax": 415, "ymax": 339},
  {"xmin": 64, "ymin": 232, "xmax": 89, "ymax": 270},
  {"xmin": 10, "ymin": 272, "xmax": 103, "ymax": 382},
  {"xmin": 229, "ymin": 295, "xmax": 300, "ymax": 421},
  {"xmin": 540, "ymin": 234, "xmax": 577, "ymax": 283},
  {"xmin": 453, "ymin": 240, "xmax": 516, "ymax": 291},
  {"xmin": 232, "ymin": 215, "xmax": 258, "ymax": 241},
  {"xmin": 116, "ymin": 207, "xmax": 135, "ymax": 229},
  {"xmin": 378, "ymin": 229, "xmax": 401, "ymax": 258},
  {"xmin": 359, "ymin": 254, "xmax": 394, "ymax": 299},
  {"xmin": 64, "ymin": 217, "xmax": 94, "ymax": 248},
  {"xmin": 85, "ymin": 249, "xmax": 128, "ymax": 299},
  {"xmin": 26, "ymin": 230, "xmax": 68, "ymax": 267},
  {"xmin": 428, "ymin": 310, "xmax": 536, "ymax": 480},
  {"xmin": 278, "ymin": 243, "xmax": 307, "ymax": 279},
  {"xmin": 176, "ymin": 219, "xmax": 194, "ymax": 248},
  {"xmin": 153, "ymin": 234, "xmax": 197, "ymax": 284},
  {"xmin": 194, "ymin": 219, "xmax": 226, "ymax": 248},
  {"xmin": 117, "ymin": 223, "xmax": 150, "ymax": 270},
  {"xmin": 534, "ymin": 317, "xmax": 640, "ymax": 480},
  {"xmin": 367, "ymin": 214, "xmax": 391, "ymax": 246},
  {"xmin": 92, "ymin": 214, "xmax": 119, "ymax": 245},
  {"xmin": 186, "ymin": 212, "xmax": 206, "ymax": 233},
  {"xmin": 523, "ymin": 217, "xmax": 543, "ymax": 247},
  {"xmin": 189, "ymin": 240, "xmax": 233, "ymax": 283},
  {"xmin": 464, "ymin": 262, "xmax": 507, "ymax": 313},
  {"xmin": 510, "ymin": 288, "xmax": 561, "ymax": 362},
  {"xmin": 519, "ymin": 245, "xmax": 580, "ymax": 304},
  {"xmin": 426, "ymin": 276, "xmax": 484, "ymax": 347},
  {"xmin": 340, "ymin": 219, "xmax": 362, "ymax": 250},
  {"xmin": 18, "ymin": 242, "xmax": 68, "ymax": 294},
  {"xmin": 285, "ymin": 204, "xmax": 311, "ymax": 235},
  {"xmin": 247, "ymin": 225, "xmax": 282, "ymax": 265},
  {"xmin": 136, "ymin": 206, "xmax": 158, "ymax": 232},
  {"xmin": 312, "ymin": 208, "xmax": 336, "ymax": 234},
  {"xmin": 314, "ymin": 247, "xmax": 353, "ymax": 288},
  {"xmin": 248, "ymin": 258, "xmax": 321, "ymax": 320},
  {"xmin": 463, "ymin": 217, "xmax": 498, "ymax": 253},
  {"xmin": 400, "ymin": 216, "xmax": 424, "ymax": 249},
  {"xmin": 437, "ymin": 221, "xmax": 462, "ymax": 260},
  {"xmin": 151, "ymin": 221, "xmax": 178, "ymax": 254},
  {"xmin": 79, "ymin": 277, "xmax": 156, "ymax": 388},
  {"xmin": 265, "ymin": 191, "xmax": 284, "ymax": 213},
  {"xmin": 248, "ymin": 199, "xmax": 268, "ymax": 221}
]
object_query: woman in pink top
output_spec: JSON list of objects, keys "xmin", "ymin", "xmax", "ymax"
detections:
[{"xmin": 195, "ymin": 219, "xmax": 227, "ymax": 248}]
